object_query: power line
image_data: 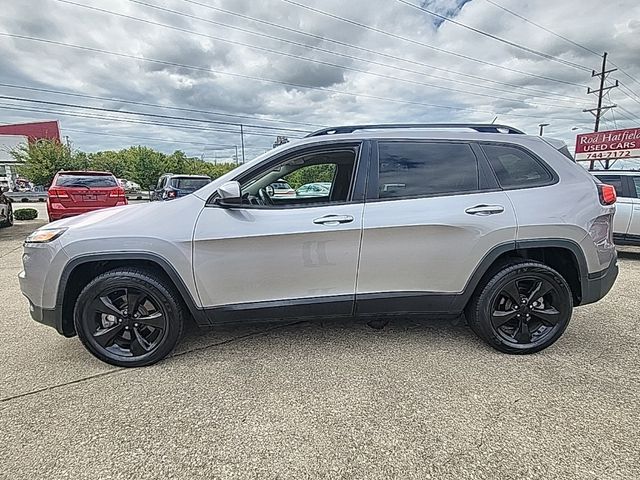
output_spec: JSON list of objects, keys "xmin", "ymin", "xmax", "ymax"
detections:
[
  {"xmin": 1, "ymin": 32, "xmax": 590, "ymax": 121},
  {"xmin": 483, "ymin": 0, "xmax": 640, "ymax": 93},
  {"xmin": 0, "ymin": 95, "xmax": 309, "ymax": 134},
  {"xmin": 51, "ymin": 0, "xmax": 586, "ymax": 109},
  {"xmin": 0, "ymin": 103, "xmax": 300, "ymax": 139},
  {"xmin": 617, "ymin": 105, "xmax": 638, "ymax": 120},
  {"xmin": 483, "ymin": 0, "xmax": 601, "ymax": 57},
  {"xmin": 278, "ymin": 0, "xmax": 586, "ymax": 87},
  {"xmin": 0, "ymin": 83, "xmax": 323, "ymax": 128},
  {"xmin": 617, "ymin": 83, "xmax": 640, "ymax": 108},
  {"xmin": 396, "ymin": 0, "xmax": 591, "ymax": 72},
  {"xmin": 62, "ymin": 127, "xmax": 235, "ymax": 148},
  {"xmin": 130, "ymin": 0, "xmax": 591, "ymax": 104}
]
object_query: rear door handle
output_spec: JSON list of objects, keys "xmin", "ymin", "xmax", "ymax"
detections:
[
  {"xmin": 465, "ymin": 204, "xmax": 505, "ymax": 216},
  {"xmin": 313, "ymin": 214, "xmax": 354, "ymax": 225}
]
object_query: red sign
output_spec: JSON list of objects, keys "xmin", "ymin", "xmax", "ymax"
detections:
[
  {"xmin": 0, "ymin": 120, "xmax": 61, "ymax": 142},
  {"xmin": 575, "ymin": 127, "xmax": 640, "ymax": 162}
]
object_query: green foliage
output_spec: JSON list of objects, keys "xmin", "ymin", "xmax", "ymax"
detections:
[
  {"xmin": 14, "ymin": 208, "xmax": 38, "ymax": 220},
  {"xmin": 285, "ymin": 164, "xmax": 335, "ymax": 189},
  {"xmin": 12, "ymin": 140, "xmax": 83, "ymax": 186},
  {"xmin": 11, "ymin": 140, "xmax": 239, "ymax": 189}
]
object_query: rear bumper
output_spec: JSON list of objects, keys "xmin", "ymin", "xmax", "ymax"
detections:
[
  {"xmin": 580, "ymin": 254, "xmax": 619, "ymax": 306},
  {"xmin": 47, "ymin": 203, "xmax": 125, "ymax": 220}
]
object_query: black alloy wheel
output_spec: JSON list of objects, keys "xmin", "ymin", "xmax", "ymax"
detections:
[
  {"xmin": 468, "ymin": 261, "xmax": 572, "ymax": 354},
  {"xmin": 75, "ymin": 269, "xmax": 184, "ymax": 367}
]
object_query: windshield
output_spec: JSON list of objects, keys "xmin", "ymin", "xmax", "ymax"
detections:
[
  {"xmin": 55, "ymin": 174, "xmax": 118, "ymax": 188},
  {"xmin": 171, "ymin": 177, "xmax": 210, "ymax": 191}
]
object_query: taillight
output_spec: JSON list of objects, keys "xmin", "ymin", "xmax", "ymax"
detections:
[
  {"xmin": 164, "ymin": 189, "xmax": 176, "ymax": 199},
  {"xmin": 48, "ymin": 188, "xmax": 69, "ymax": 200},
  {"xmin": 109, "ymin": 187, "xmax": 126, "ymax": 198},
  {"xmin": 597, "ymin": 184, "xmax": 617, "ymax": 205}
]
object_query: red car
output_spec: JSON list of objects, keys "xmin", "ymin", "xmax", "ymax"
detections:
[{"xmin": 47, "ymin": 171, "xmax": 127, "ymax": 221}]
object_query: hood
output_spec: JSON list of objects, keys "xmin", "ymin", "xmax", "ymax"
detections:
[{"xmin": 47, "ymin": 194, "xmax": 205, "ymax": 242}]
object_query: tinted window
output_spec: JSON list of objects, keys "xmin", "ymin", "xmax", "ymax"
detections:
[
  {"xmin": 171, "ymin": 178, "xmax": 210, "ymax": 190},
  {"xmin": 55, "ymin": 174, "xmax": 117, "ymax": 188},
  {"xmin": 631, "ymin": 176, "xmax": 640, "ymax": 198},
  {"xmin": 595, "ymin": 175, "xmax": 624, "ymax": 197},
  {"xmin": 378, "ymin": 142, "xmax": 478, "ymax": 198},
  {"xmin": 482, "ymin": 144, "xmax": 553, "ymax": 189}
]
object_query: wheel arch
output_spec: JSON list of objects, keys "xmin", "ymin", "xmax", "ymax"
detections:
[
  {"xmin": 457, "ymin": 239, "xmax": 588, "ymax": 311},
  {"xmin": 57, "ymin": 253, "xmax": 209, "ymax": 337}
]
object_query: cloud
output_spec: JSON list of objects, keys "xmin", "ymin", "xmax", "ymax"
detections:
[{"xmin": 0, "ymin": 0, "xmax": 638, "ymax": 160}]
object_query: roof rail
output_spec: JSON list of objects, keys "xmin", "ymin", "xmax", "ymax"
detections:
[{"xmin": 305, "ymin": 123, "xmax": 525, "ymax": 137}]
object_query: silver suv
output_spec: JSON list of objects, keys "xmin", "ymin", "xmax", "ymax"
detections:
[{"xmin": 19, "ymin": 124, "xmax": 619, "ymax": 367}]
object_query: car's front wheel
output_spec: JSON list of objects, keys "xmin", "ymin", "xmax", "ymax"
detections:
[
  {"xmin": 467, "ymin": 260, "xmax": 573, "ymax": 354},
  {"xmin": 74, "ymin": 268, "xmax": 184, "ymax": 367}
]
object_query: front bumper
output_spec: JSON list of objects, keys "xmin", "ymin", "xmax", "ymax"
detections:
[
  {"xmin": 580, "ymin": 254, "xmax": 619, "ymax": 306},
  {"xmin": 26, "ymin": 301, "xmax": 72, "ymax": 336}
]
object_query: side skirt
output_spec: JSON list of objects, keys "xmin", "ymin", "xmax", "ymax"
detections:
[{"xmin": 202, "ymin": 292, "xmax": 464, "ymax": 325}]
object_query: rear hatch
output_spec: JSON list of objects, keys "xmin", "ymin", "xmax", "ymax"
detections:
[{"xmin": 50, "ymin": 172, "xmax": 124, "ymax": 207}]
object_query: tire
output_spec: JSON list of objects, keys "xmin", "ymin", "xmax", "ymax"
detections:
[
  {"xmin": 74, "ymin": 268, "xmax": 185, "ymax": 367},
  {"xmin": 467, "ymin": 260, "xmax": 573, "ymax": 354},
  {"xmin": 0, "ymin": 203, "xmax": 12, "ymax": 227}
]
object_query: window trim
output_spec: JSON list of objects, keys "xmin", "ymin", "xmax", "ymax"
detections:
[
  {"xmin": 478, "ymin": 141, "xmax": 559, "ymax": 191},
  {"xmin": 367, "ymin": 139, "xmax": 490, "ymax": 202},
  {"xmin": 205, "ymin": 140, "xmax": 368, "ymax": 210}
]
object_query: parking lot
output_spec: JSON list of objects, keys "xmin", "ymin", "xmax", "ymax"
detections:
[{"xmin": 1, "ymin": 208, "xmax": 639, "ymax": 479}]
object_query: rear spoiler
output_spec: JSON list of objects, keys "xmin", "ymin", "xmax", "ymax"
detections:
[{"xmin": 542, "ymin": 137, "xmax": 574, "ymax": 161}]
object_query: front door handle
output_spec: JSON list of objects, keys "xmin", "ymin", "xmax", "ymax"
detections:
[
  {"xmin": 465, "ymin": 204, "xmax": 505, "ymax": 216},
  {"xmin": 313, "ymin": 214, "xmax": 354, "ymax": 225}
]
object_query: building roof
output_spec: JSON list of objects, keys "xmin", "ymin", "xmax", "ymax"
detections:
[{"xmin": 0, "ymin": 120, "xmax": 61, "ymax": 142}]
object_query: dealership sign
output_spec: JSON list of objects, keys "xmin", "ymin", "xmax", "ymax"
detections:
[{"xmin": 575, "ymin": 127, "xmax": 640, "ymax": 162}]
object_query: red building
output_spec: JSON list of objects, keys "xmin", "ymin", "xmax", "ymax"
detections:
[
  {"xmin": 0, "ymin": 120, "xmax": 61, "ymax": 142},
  {"xmin": 0, "ymin": 121, "xmax": 61, "ymax": 186}
]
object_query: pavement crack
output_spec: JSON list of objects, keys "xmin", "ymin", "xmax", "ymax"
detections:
[{"xmin": 0, "ymin": 320, "xmax": 307, "ymax": 404}]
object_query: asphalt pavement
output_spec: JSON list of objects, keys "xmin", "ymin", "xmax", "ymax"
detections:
[{"xmin": 0, "ymin": 211, "xmax": 639, "ymax": 479}]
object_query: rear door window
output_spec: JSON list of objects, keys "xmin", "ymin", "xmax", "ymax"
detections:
[
  {"xmin": 481, "ymin": 144, "xmax": 553, "ymax": 189},
  {"xmin": 55, "ymin": 174, "xmax": 117, "ymax": 188},
  {"xmin": 377, "ymin": 142, "xmax": 479, "ymax": 199}
]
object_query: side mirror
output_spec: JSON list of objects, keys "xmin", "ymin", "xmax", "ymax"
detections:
[{"xmin": 215, "ymin": 180, "xmax": 241, "ymax": 206}]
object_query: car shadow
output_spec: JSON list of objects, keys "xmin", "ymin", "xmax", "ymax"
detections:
[{"xmin": 174, "ymin": 314, "xmax": 478, "ymax": 360}]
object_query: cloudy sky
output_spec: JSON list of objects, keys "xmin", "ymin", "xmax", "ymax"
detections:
[{"xmin": 1, "ymin": 0, "xmax": 639, "ymax": 162}]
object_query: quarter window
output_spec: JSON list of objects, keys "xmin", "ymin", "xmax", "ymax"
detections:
[
  {"xmin": 377, "ymin": 142, "xmax": 479, "ymax": 199},
  {"xmin": 482, "ymin": 144, "xmax": 553, "ymax": 189}
]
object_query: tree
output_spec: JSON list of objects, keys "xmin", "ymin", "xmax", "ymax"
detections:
[
  {"xmin": 121, "ymin": 146, "xmax": 168, "ymax": 190},
  {"xmin": 11, "ymin": 139, "xmax": 83, "ymax": 186},
  {"xmin": 87, "ymin": 150, "xmax": 131, "ymax": 179}
]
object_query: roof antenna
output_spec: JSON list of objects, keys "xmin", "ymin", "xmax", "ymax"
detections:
[{"xmin": 491, "ymin": 116, "xmax": 498, "ymax": 124}]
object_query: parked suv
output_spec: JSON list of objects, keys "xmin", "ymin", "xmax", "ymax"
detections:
[
  {"xmin": 151, "ymin": 174, "xmax": 211, "ymax": 201},
  {"xmin": 591, "ymin": 170, "xmax": 640, "ymax": 246},
  {"xmin": 47, "ymin": 171, "xmax": 127, "ymax": 221},
  {"xmin": 20, "ymin": 124, "xmax": 618, "ymax": 367}
]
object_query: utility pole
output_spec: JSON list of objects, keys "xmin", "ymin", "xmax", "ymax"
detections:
[
  {"xmin": 583, "ymin": 52, "xmax": 619, "ymax": 169},
  {"xmin": 234, "ymin": 145, "xmax": 239, "ymax": 165},
  {"xmin": 240, "ymin": 124, "xmax": 245, "ymax": 164}
]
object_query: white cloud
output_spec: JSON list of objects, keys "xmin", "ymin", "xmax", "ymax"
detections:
[{"xmin": 0, "ymin": 0, "xmax": 638, "ymax": 160}]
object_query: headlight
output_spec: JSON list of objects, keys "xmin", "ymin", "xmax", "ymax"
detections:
[{"xmin": 25, "ymin": 228, "xmax": 68, "ymax": 244}]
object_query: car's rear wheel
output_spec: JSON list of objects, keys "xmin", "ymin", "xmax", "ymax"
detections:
[
  {"xmin": 467, "ymin": 261, "xmax": 572, "ymax": 354},
  {"xmin": 74, "ymin": 268, "xmax": 184, "ymax": 367}
]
